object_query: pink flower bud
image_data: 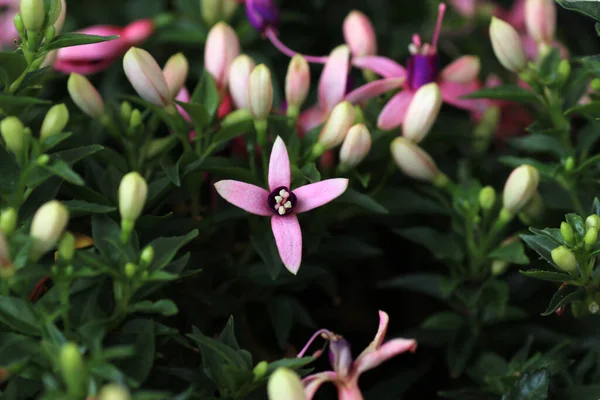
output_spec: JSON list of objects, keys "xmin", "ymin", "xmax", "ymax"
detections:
[
  {"xmin": 204, "ymin": 22, "xmax": 240, "ymax": 91},
  {"xmin": 246, "ymin": 64, "xmax": 273, "ymax": 121},
  {"xmin": 525, "ymin": 0, "xmax": 556, "ymax": 44},
  {"xmin": 390, "ymin": 137, "xmax": 440, "ymax": 182},
  {"xmin": 122, "ymin": 19, "xmax": 154, "ymax": 45},
  {"xmin": 402, "ymin": 83, "xmax": 442, "ymax": 143},
  {"xmin": 502, "ymin": 164, "xmax": 540, "ymax": 214},
  {"xmin": 440, "ymin": 56, "xmax": 481, "ymax": 83},
  {"xmin": 228, "ymin": 54, "xmax": 256, "ymax": 109},
  {"xmin": 317, "ymin": 101, "xmax": 355, "ymax": 150},
  {"xmin": 162, "ymin": 53, "xmax": 189, "ymax": 99},
  {"xmin": 285, "ymin": 55, "xmax": 310, "ymax": 112},
  {"xmin": 489, "ymin": 17, "xmax": 527, "ymax": 73},
  {"xmin": 67, "ymin": 73, "xmax": 105, "ymax": 119},
  {"xmin": 343, "ymin": 10, "xmax": 377, "ymax": 57},
  {"xmin": 339, "ymin": 123, "xmax": 371, "ymax": 169},
  {"xmin": 123, "ymin": 47, "xmax": 171, "ymax": 107}
]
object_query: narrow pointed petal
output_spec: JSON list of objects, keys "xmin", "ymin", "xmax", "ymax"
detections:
[
  {"xmin": 268, "ymin": 136, "xmax": 291, "ymax": 191},
  {"xmin": 297, "ymin": 107, "xmax": 325, "ymax": 136},
  {"xmin": 352, "ymin": 56, "xmax": 406, "ymax": 79},
  {"xmin": 293, "ymin": 179, "xmax": 349, "ymax": 214},
  {"xmin": 302, "ymin": 371, "xmax": 338, "ymax": 400},
  {"xmin": 318, "ymin": 45, "xmax": 350, "ymax": 113},
  {"xmin": 214, "ymin": 180, "xmax": 271, "ymax": 216},
  {"xmin": 439, "ymin": 80, "xmax": 485, "ymax": 112},
  {"xmin": 440, "ymin": 56, "xmax": 480, "ymax": 83},
  {"xmin": 271, "ymin": 215, "xmax": 302, "ymax": 274},
  {"xmin": 357, "ymin": 310, "xmax": 390, "ymax": 360},
  {"xmin": 345, "ymin": 77, "xmax": 405, "ymax": 104},
  {"xmin": 377, "ymin": 91, "xmax": 414, "ymax": 130},
  {"xmin": 354, "ymin": 338, "xmax": 417, "ymax": 374}
]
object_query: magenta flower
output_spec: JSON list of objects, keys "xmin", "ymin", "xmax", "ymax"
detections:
[
  {"xmin": 298, "ymin": 311, "xmax": 417, "ymax": 400},
  {"xmin": 0, "ymin": 0, "xmax": 19, "ymax": 46},
  {"xmin": 214, "ymin": 136, "xmax": 348, "ymax": 274}
]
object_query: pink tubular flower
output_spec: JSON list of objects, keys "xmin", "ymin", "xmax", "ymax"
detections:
[
  {"xmin": 299, "ymin": 311, "xmax": 417, "ymax": 400},
  {"xmin": 0, "ymin": 0, "xmax": 20, "ymax": 46},
  {"xmin": 204, "ymin": 22, "xmax": 240, "ymax": 94},
  {"xmin": 54, "ymin": 19, "xmax": 154, "ymax": 75},
  {"xmin": 214, "ymin": 136, "xmax": 348, "ymax": 274}
]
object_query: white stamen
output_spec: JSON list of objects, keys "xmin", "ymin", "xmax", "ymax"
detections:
[
  {"xmin": 279, "ymin": 189, "xmax": 288, "ymax": 198},
  {"xmin": 284, "ymin": 201, "xmax": 292, "ymax": 209},
  {"xmin": 408, "ymin": 43, "xmax": 418, "ymax": 55},
  {"xmin": 275, "ymin": 195, "xmax": 282, "ymax": 203},
  {"xmin": 278, "ymin": 206, "xmax": 285, "ymax": 215}
]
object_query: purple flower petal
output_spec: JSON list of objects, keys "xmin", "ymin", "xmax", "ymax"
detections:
[
  {"xmin": 352, "ymin": 56, "xmax": 407, "ymax": 79},
  {"xmin": 376, "ymin": 91, "xmax": 414, "ymax": 130},
  {"xmin": 214, "ymin": 180, "xmax": 271, "ymax": 216},
  {"xmin": 302, "ymin": 371, "xmax": 338, "ymax": 400},
  {"xmin": 268, "ymin": 136, "xmax": 291, "ymax": 191},
  {"xmin": 318, "ymin": 45, "xmax": 350, "ymax": 113},
  {"xmin": 293, "ymin": 179, "xmax": 349, "ymax": 214},
  {"xmin": 271, "ymin": 215, "xmax": 303, "ymax": 274},
  {"xmin": 345, "ymin": 77, "xmax": 405, "ymax": 105}
]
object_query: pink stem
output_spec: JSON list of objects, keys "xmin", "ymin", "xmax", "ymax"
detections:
[
  {"xmin": 265, "ymin": 28, "xmax": 329, "ymax": 64},
  {"xmin": 297, "ymin": 329, "xmax": 333, "ymax": 358},
  {"xmin": 432, "ymin": 3, "xmax": 447, "ymax": 49}
]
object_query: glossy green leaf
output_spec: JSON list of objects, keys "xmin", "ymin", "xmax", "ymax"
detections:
[
  {"xmin": 541, "ymin": 285, "xmax": 585, "ymax": 316},
  {"xmin": 146, "ymin": 230, "xmax": 199, "ymax": 271},
  {"xmin": 0, "ymin": 296, "xmax": 40, "ymax": 335},
  {"xmin": 462, "ymin": 85, "xmax": 538, "ymax": 103},
  {"xmin": 556, "ymin": 0, "xmax": 600, "ymax": 22},
  {"xmin": 46, "ymin": 33, "xmax": 120, "ymax": 51},
  {"xmin": 519, "ymin": 269, "xmax": 577, "ymax": 283},
  {"xmin": 130, "ymin": 300, "xmax": 179, "ymax": 316},
  {"xmin": 488, "ymin": 240, "xmax": 530, "ymax": 264}
]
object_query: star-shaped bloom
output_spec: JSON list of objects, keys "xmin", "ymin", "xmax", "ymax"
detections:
[{"xmin": 214, "ymin": 136, "xmax": 348, "ymax": 274}]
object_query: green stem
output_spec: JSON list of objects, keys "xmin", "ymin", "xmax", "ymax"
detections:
[
  {"xmin": 568, "ymin": 189, "xmax": 585, "ymax": 216},
  {"xmin": 59, "ymin": 280, "xmax": 72, "ymax": 337}
]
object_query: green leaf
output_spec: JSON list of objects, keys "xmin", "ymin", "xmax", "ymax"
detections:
[
  {"xmin": 160, "ymin": 156, "xmax": 181, "ymax": 187},
  {"xmin": 63, "ymin": 200, "xmax": 116, "ymax": 215},
  {"xmin": 191, "ymin": 69, "xmax": 219, "ymax": 119},
  {"xmin": 447, "ymin": 325, "xmax": 478, "ymax": 378},
  {"xmin": 40, "ymin": 132, "xmax": 72, "ymax": 152},
  {"xmin": 488, "ymin": 240, "xmax": 530, "ymax": 264},
  {"xmin": 209, "ymin": 118, "xmax": 253, "ymax": 149},
  {"xmin": 115, "ymin": 319, "xmax": 156, "ymax": 384},
  {"xmin": 27, "ymin": 145, "xmax": 103, "ymax": 188},
  {"xmin": 503, "ymin": 369, "xmax": 550, "ymax": 400},
  {"xmin": 508, "ymin": 134, "xmax": 569, "ymax": 159},
  {"xmin": 566, "ymin": 213, "xmax": 586, "ymax": 238},
  {"xmin": 0, "ymin": 296, "xmax": 40, "ymax": 335},
  {"xmin": 129, "ymin": 300, "xmax": 179, "ymax": 316},
  {"xmin": 565, "ymin": 101, "xmax": 600, "ymax": 118},
  {"xmin": 394, "ymin": 227, "xmax": 463, "ymax": 261},
  {"xmin": 529, "ymin": 227, "xmax": 569, "ymax": 247},
  {"xmin": 541, "ymin": 285, "xmax": 586, "ymax": 316},
  {"xmin": 266, "ymin": 356, "xmax": 315, "ymax": 374},
  {"xmin": 0, "ymin": 93, "xmax": 51, "ymax": 106},
  {"xmin": 338, "ymin": 188, "xmax": 388, "ymax": 214},
  {"xmin": 0, "ymin": 333, "xmax": 37, "ymax": 368},
  {"xmin": 421, "ymin": 312, "xmax": 464, "ymax": 331},
  {"xmin": 379, "ymin": 273, "xmax": 457, "ymax": 301},
  {"xmin": 538, "ymin": 47, "xmax": 561, "ymax": 85},
  {"xmin": 520, "ymin": 234, "xmax": 560, "ymax": 270},
  {"xmin": 147, "ymin": 230, "xmax": 199, "ymax": 271},
  {"xmin": 498, "ymin": 156, "xmax": 558, "ymax": 178},
  {"xmin": 519, "ymin": 269, "xmax": 577, "ymax": 283},
  {"xmin": 184, "ymin": 156, "xmax": 261, "ymax": 185},
  {"xmin": 42, "ymin": 159, "xmax": 85, "ymax": 186},
  {"xmin": 462, "ymin": 85, "xmax": 539, "ymax": 103},
  {"xmin": 268, "ymin": 297, "xmax": 294, "ymax": 348},
  {"xmin": 0, "ymin": 145, "xmax": 19, "ymax": 194},
  {"xmin": 250, "ymin": 226, "xmax": 284, "ymax": 280},
  {"xmin": 174, "ymin": 100, "xmax": 210, "ymax": 132},
  {"xmin": 0, "ymin": 52, "xmax": 27, "ymax": 87},
  {"xmin": 46, "ymin": 33, "xmax": 120, "ymax": 51},
  {"xmin": 556, "ymin": 0, "xmax": 600, "ymax": 22}
]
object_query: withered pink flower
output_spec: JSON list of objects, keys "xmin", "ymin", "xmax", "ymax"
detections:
[
  {"xmin": 214, "ymin": 136, "xmax": 348, "ymax": 274},
  {"xmin": 299, "ymin": 311, "xmax": 417, "ymax": 400}
]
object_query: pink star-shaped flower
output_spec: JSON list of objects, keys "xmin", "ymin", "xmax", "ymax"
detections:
[
  {"xmin": 214, "ymin": 136, "xmax": 348, "ymax": 274},
  {"xmin": 298, "ymin": 310, "xmax": 417, "ymax": 400}
]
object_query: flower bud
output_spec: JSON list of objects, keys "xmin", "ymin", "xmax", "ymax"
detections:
[
  {"xmin": 586, "ymin": 215, "xmax": 600, "ymax": 231},
  {"xmin": 285, "ymin": 55, "xmax": 310, "ymax": 116},
  {"xmin": 58, "ymin": 232, "xmax": 75, "ymax": 263},
  {"xmin": 391, "ymin": 137, "xmax": 445, "ymax": 184},
  {"xmin": 98, "ymin": 384, "xmax": 131, "ymax": 400},
  {"xmin": 246, "ymin": 0, "xmax": 280, "ymax": 33},
  {"xmin": 140, "ymin": 245, "xmax": 154, "ymax": 266},
  {"xmin": 343, "ymin": 10, "xmax": 377, "ymax": 58},
  {"xmin": 201, "ymin": 0, "xmax": 238, "ymax": 26},
  {"xmin": 479, "ymin": 186, "xmax": 496, "ymax": 211},
  {"xmin": 14, "ymin": 14, "xmax": 24, "ymax": 38},
  {"xmin": 246, "ymin": 64, "xmax": 273, "ymax": 121},
  {"xmin": 317, "ymin": 101, "xmax": 355, "ymax": 151},
  {"xmin": 30, "ymin": 200, "xmax": 69, "ymax": 259},
  {"xmin": 59, "ymin": 342, "xmax": 85, "ymax": 397},
  {"xmin": 20, "ymin": 0, "xmax": 45, "ymax": 33},
  {"xmin": 124, "ymin": 47, "xmax": 171, "ymax": 107},
  {"xmin": 473, "ymin": 106, "xmax": 500, "ymax": 153},
  {"xmin": 40, "ymin": 104, "xmax": 69, "ymax": 139},
  {"xmin": 491, "ymin": 259, "xmax": 509, "ymax": 276},
  {"xmin": 1, "ymin": 117, "xmax": 25, "ymax": 157},
  {"xmin": 253, "ymin": 361, "xmax": 268, "ymax": 381},
  {"xmin": 551, "ymin": 246, "xmax": 577, "ymax": 274},
  {"xmin": 502, "ymin": 165, "xmax": 540, "ymax": 215},
  {"xmin": 267, "ymin": 368, "xmax": 306, "ymax": 400},
  {"xmin": 121, "ymin": 102, "xmax": 132, "ymax": 122},
  {"xmin": 489, "ymin": 17, "xmax": 527, "ymax": 73},
  {"xmin": 0, "ymin": 208, "xmax": 17, "ymax": 236},
  {"xmin": 402, "ymin": 83, "xmax": 442, "ymax": 143},
  {"xmin": 118, "ymin": 172, "xmax": 148, "ymax": 222},
  {"xmin": 67, "ymin": 74, "xmax": 105, "ymax": 119},
  {"xmin": 339, "ymin": 123, "xmax": 371, "ymax": 170},
  {"xmin": 204, "ymin": 22, "xmax": 240, "ymax": 90},
  {"xmin": 560, "ymin": 222, "xmax": 575, "ymax": 245},
  {"xmin": 228, "ymin": 54, "xmax": 255, "ymax": 109},
  {"xmin": 525, "ymin": 0, "xmax": 556, "ymax": 44},
  {"xmin": 162, "ymin": 52, "xmax": 189, "ymax": 99},
  {"xmin": 125, "ymin": 262, "xmax": 137, "ymax": 279},
  {"xmin": 52, "ymin": 0, "xmax": 67, "ymax": 34},
  {"xmin": 556, "ymin": 60, "xmax": 571, "ymax": 87},
  {"xmin": 585, "ymin": 227, "xmax": 598, "ymax": 251}
]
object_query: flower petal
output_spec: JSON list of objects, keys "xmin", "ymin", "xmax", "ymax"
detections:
[
  {"xmin": 354, "ymin": 338, "xmax": 417, "ymax": 374},
  {"xmin": 214, "ymin": 180, "xmax": 271, "ymax": 216},
  {"xmin": 318, "ymin": 45, "xmax": 350, "ymax": 113},
  {"xmin": 352, "ymin": 56, "xmax": 407, "ymax": 79},
  {"xmin": 357, "ymin": 310, "xmax": 390, "ymax": 360},
  {"xmin": 440, "ymin": 56, "xmax": 480, "ymax": 83},
  {"xmin": 56, "ymin": 26, "xmax": 127, "ymax": 62},
  {"xmin": 271, "ymin": 215, "xmax": 303, "ymax": 274},
  {"xmin": 345, "ymin": 77, "xmax": 405, "ymax": 105},
  {"xmin": 302, "ymin": 371, "xmax": 338, "ymax": 400},
  {"xmin": 293, "ymin": 179, "xmax": 349, "ymax": 214},
  {"xmin": 268, "ymin": 136, "xmax": 291, "ymax": 190},
  {"xmin": 297, "ymin": 106, "xmax": 326, "ymax": 136},
  {"xmin": 376, "ymin": 90, "xmax": 414, "ymax": 130},
  {"xmin": 439, "ymin": 80, "xmax": 486, "ymax": 113}
]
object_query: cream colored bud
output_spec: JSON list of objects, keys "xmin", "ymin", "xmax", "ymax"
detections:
[
  {"xmin": 123, "ymin": 47, "xmax": 171, "ymax": 107},
  {"xmin": 1, "ymin": 117, "xmax": 25, "ymax": 156},
  {"xmin": 30, "ymin": 200, "xmax": 69, "ymax": 259},
  {"xmin": 317, "ymin": 101, "xmax": 355, "ymax": 150},
  {"xmin": 489, "ymin": 17, "xmax": 527, "ymax": 73},
  {"xmin": 285, "ymin": 55, "xmax": 310, "ymax": 111},
  {"xmin": 502, "ymin": 165, "xmax": 540, "ymax": 214},
  {"xmin": 246, "ymin": 64, "xmax": 273, "ymax": 121},
  {"xmin": 390, "ymin": 137, "xmax": 441, "ymax": 183},
  {"xmin": 20, "ymin": 0, "xmax": 45, "ymax": 33},
  {"xmin": 162, "ymin": 53, "xmax": 189, "ymax": 99},
  {"xmin": 339, "ymin": 123, "xmax": 371, "ymax": 169},
  {"xmin": 98, "ymin": 384, "xmax": 131, "ymax": 400},
  {"xmin": 267, "ymin": 368, "xmax": 306, "ymax": 400},
  {"xmin": 67, "ymin": 74, "xmax": 105, "ymax": 119},
  {"xmin": 40, "ymin": 104, "xmax": 69, "ymax": 139},
  {"xmin": 402, "ymin": 83, "xmax": 442, "ymax": 143},
  {"xmin": 118, "ymin": 172, "xmax": 148, "ymax": 222},
  {"xmin": 228, "ymin": 54, "xmax": 255, "ymax": 109}
]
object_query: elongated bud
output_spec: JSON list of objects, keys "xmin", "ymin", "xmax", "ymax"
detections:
[
  {"xmin": 205, "ymin": 22, "xmax": 240, "ymax": 91},
  {"xmin": 118, "ymin": 172, "xmax": 148, "ymax": 222},
  {"xmin": 52, "ymin": 0, "xmax": 67, "ymax": 34},
  {"xmin": 267, "ymin": 368, "xmax": 306, "ymax": 400},
  {"xmin": 20, "ymin": 0, "xmax": 45, "ymax": 33},
  {"xmin": 30, "ymin": 200, "xmax": 69, "ymax": 259},
  {"xmin": 246, "ymin": 0, "xmax": 280, "ymax": 33},
  {"xmin": 391, "ymin": 137, "xmax": 447, "ymax": 186},
  {"xmin": 343, "ymin": 10, "xmax": 377, "ymax": 57},
  {"xmin": 525, "ymin": 0, "xmax": 555, "ymax": 44},
  {"xmin": 121, "ymin": 102, "xmax": 132, "ymax": 122},
  {"xmin": 489, "ymin": 17, "xmax": 527, "ymax": 73},
  {"xmin": 14, "ymin": 14, "xmax": 24, "ymax": 39},
  {"xmin": 402, "ymin": 83, "xmax": 442, "ymax": 143},
  {"xmin": 0, "ymin": 208, "xmax": 17, "ymax": 236},
  {"xmin": 162, "ymin": 53, "xmax": 189, "ymax": 99},
  {"xmin": 59, "ymin": 342, "xmax": 85, "ymax": 397},
  {"xmin": 502, "ymin": 165, "xmax": 540, "ymax": 215},
  {"xmin": 124, "ymin": 48, "xmax": 171, "ymax": 107},
  {"xmin": 67, "ymin": 74, "xmax": 105, "ymax": 119},
  {"xmin": 285, "ymin": 55, "xmax": 310, "ymax": 117},
  {"xmin": 58, "ymin": 232, "xmax": 75, "ymax": 263},
  {"xmin": 339, "ymin": 123, "xmax": 371, "ymax": 170},
  {"xmin": 201, "ymin": 0, "xmax": 238, "ymax": 26},
  {"xmin": 253, "ymin": 361, "xmax": 268, "ymax": 381},
  {"xmin": 40, "ymin": 104, "xmax": 69, "ymax": 139},
  {"xmin": 125, "ymin": 262, "xmax": 137, "ymax": 279},
  {"xmin": 551, "ymin": 246, "xmax": 577, "ymax": 274},
  {"xmin": 99, "ymin": 384, "xmax": 131, "ymax": 400},
  {"xmin": 316, "ymin": 101, "xmax": 355, "ymax": 152},
  {"xmin": 228, "ymin": 54, "xmax": 255, "ymax": 109},
  {"xmin": 585, "ymin": 227, "xmax": 598, "ymax": 251},
  {"xmin": 560, "ymin": 222, "xmax": 575, "ymax": 245},
  {"xmin": 247, "ymin": 64, "xmax": 273, "ymax": 121},
  {"xmin": 1, "ymin": 117, "xmax": 25, "ymax": 156},
  {"xmin": 586, "ymin": 215, "xmax": 600, "ymax": 231},
  {"xmin": 479, "ymin": 186, "xmax": 496, "ymax": 211}
]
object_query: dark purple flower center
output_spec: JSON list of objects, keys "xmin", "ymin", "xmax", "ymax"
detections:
[
  {"xmin": 246, "ymin": 0, "xmax": 280, "ymax": 33},
  {"xmin": 267, "ymin": 186, "xmax": 297, "ymax": 216},
  {"xmin": 406, "ymin": 53, "xmax": 439, "ymax": 90}
]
